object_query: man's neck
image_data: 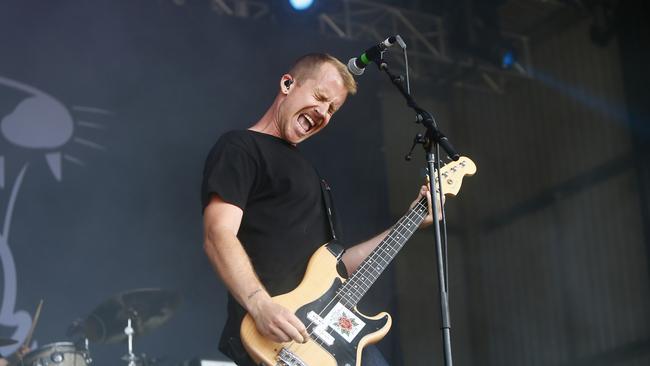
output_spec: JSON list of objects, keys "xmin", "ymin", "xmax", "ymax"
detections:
[{"xmin": 249, "ymin": 100, "xmax": 285, "ymax": 141}]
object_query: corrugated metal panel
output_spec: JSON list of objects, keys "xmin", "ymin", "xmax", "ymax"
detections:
[{"xmin": 385, "ymin": 18, "xmax": 649, "ymax": 366}]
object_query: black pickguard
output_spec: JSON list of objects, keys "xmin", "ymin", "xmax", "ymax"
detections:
[{"xmin": 294, "ymin": 278, "xmax": 389, "ymax": 366}]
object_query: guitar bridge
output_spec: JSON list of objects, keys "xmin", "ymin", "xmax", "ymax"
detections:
[{"xmin": 276, "ymin": 348, "xmax": 307, "ymax": 366}]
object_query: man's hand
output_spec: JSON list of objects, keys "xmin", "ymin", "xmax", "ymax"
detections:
[
  {"xmin": 248, "ymin": 291, "xmax": 309, "ymax": 344},
  {"xmin": 204, "ymin": 196, "xmax": 309, "ymax": 344},
  {"xmin": 16, "ymin": 346, "xmax": 30, "ymax": 358},
  {"xmin": 0, "ymin": 345, "xmax": 31, "ymax": 366},
  {"xmin": 410, "ymin": 184, "xmax": 445, "ymax": 228}
]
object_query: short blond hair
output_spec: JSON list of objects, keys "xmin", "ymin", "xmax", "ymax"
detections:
[{"xmin": 289, "ymin": 53, "xmax": 357, "ymax": 95}]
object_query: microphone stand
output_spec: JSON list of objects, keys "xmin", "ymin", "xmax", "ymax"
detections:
[{"xmin": 374, "ymin": 55, "xmax": 458, "ymax": 366}]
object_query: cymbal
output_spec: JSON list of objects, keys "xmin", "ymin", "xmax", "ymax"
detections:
[
  {"xmin": 0, "ymin": 338, "xmax": 17, "ymax": 346},
  {"xmin": 76, "ymin": 288, "xmax": 181, "ymax": 344}
]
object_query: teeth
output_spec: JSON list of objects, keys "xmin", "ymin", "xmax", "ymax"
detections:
[
  {"xmin": 303, "ymin": 114, "xmax": 315, "ymax": 127},
  {"xmin": 298, "ymin": 115, "xmax": 311, "ymax": 132}
]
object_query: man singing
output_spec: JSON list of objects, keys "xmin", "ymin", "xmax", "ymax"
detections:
[{"xmin": 202, "ymin": 53, "xmax": 437, "ymax": 365}]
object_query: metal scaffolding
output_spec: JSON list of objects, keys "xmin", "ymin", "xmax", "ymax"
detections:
[
  {"xmin": 207, "ymin": 0, "xmax": 269, "ymax": 19},
  {"xmin": 180, "ymin": 0, "xmax": 537, "ymax": 93},
  {"xmin": 318, "ymin": 0, "xmax": 533, "ymax": 92}
]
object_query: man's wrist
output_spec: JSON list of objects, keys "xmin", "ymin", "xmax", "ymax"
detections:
[
  {"xmin": 245, "ymin": 288, "xmax": 270, "ymax": 314},
  {"xmin": 247, "ymin": 288, "xmax": 264, "ymax": 300}
]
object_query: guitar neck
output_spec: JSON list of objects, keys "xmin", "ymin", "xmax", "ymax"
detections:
[
  {"xmin": 336, "ymin": 156, "xmax": 476, "ymax": 308},
  {"xmin": 339, "ymin": 197, "xmax": 428, "ymax": 308}
]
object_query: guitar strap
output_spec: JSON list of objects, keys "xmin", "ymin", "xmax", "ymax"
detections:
[
  {"xmin": 320, "ymin": 178, "xmax": 339, "ymax": 242},
  {"xmin": 320, "ymin": 178, "xmax": 348, "ymax": 277}
]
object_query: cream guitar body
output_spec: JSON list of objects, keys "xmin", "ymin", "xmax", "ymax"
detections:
[
  {"xmin": 241, "ymin": 244, "xmax": 390, "ymax": 366},
  {"xmin": 240, "ymin": 156, "xmax": 477, "ymax": 366}
]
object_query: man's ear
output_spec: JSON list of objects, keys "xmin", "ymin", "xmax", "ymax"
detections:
[{"xmin": 280, "ymin": 74, "xmax": 293, "ymax": 94}]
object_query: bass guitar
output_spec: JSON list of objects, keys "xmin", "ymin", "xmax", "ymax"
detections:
[{"xmin": 241, "ymin": 156, "xmax": 477, "ymax": 366}]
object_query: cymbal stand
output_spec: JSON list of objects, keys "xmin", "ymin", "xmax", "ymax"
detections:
[
  {"xmin": 124, "ymin": 318, "xmax": 138, "ymax": 366},
  {"xmin": 79, "ymin": 337, "xmax": 93, "ymax": 364}
]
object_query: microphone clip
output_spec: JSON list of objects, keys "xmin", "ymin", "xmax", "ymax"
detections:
[{"xmin": 405, "ymin": 133, "xmax": 426, "ymax": 161}]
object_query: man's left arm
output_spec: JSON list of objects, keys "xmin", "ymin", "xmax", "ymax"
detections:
[{"xmin": 341, "ymin": 185, "xmax": 441, "ymax": 275}]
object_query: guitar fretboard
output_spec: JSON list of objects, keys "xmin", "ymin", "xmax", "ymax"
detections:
[{"xmin": 338, "ymin": 197, "xmax": 428, "ymax": 308}]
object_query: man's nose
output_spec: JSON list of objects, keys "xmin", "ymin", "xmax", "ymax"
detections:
[{"xmin": 314, "ymin": 105, "xmax": 327, "ymax": 119}]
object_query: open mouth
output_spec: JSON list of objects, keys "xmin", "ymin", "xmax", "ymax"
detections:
[{"xmin": 298, "ymin": 113, "xmax": 315, "ymax": 133}]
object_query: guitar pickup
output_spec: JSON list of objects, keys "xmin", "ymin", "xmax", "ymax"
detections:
[{"xmin": 307, "ymin": 311, "xmax": 334, "ymax": 346}]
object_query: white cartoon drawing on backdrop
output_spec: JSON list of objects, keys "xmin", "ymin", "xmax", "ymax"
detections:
[{"xmin": 0, "ymin": 76, "xmax": 109, "ymax": 355}]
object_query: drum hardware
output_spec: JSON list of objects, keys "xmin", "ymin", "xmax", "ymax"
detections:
[
  {"xmin": 21, "ymin": 342, "xmax": 88, "ymax": 366},
  {"xmin": 66, "ymin": 288, "xmax": 181, "ymax": 366},
  {"xmin": 123, "ymin": 317, "xmax": 137, "ymax": 366},
  {"xmin": 120, "ymin": 352, "xmax": 162, "ymax": 366},
  {"xmin": 72, "ymin": 338, "xmax": 92, "ymax": 365},
  {"xmin": 69, "ymin": 288, "xmax": 181, "ymax": 344}
]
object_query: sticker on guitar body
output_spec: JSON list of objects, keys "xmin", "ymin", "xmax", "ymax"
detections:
[{"xmin": 308, "ymin": 303, "xmax": 366, "ymax": 345}]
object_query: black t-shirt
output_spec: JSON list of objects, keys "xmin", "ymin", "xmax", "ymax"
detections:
[{"xmin": 201, "ymin": 130, "xmax": 331, "ymax": 363}]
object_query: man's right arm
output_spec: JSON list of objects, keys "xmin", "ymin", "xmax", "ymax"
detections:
[{"xmin": 203, "ymin": 195, "xmax": 309, "ymax": 344}]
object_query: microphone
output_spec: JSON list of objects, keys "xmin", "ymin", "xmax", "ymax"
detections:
[{"xmin": 347, "ymin": 35, "xmax": 405, "ymax": 76}]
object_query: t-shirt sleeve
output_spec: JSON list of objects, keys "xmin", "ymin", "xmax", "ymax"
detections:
[{"xmin": 201, "ymin": 134, "xmax": 257, "ymax": 211}]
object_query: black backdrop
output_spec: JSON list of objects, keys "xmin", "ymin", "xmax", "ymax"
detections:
[{"xmin": 0, "ymin": 0, "xmax": 394, "ymax": 363}]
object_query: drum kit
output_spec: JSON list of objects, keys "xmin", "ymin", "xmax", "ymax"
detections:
[{"xmin": 3, "ymin": 288, "xmax": 181, "ymax": 366}]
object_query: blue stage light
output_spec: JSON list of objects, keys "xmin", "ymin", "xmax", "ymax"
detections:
[
  {"xmin": 289, "ymin": 0, "xmax": 314, "ymax": 11},
  {"xmin": 501, "ymin": 50, "xmax": 516, "ymax": 69}
]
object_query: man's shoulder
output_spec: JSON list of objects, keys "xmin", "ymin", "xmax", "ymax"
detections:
[
  {"xmin": 211, "ymin": 129, "xmax": 259, "ymax": 152},
  {"xmin": 217, "ymin": 129, "xmax": 253, "ymax": 145},
  {"xmin": 203, "ymin": 130, "xmax": 256, "ymax": 165}
]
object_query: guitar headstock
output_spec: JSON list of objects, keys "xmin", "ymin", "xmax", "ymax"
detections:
[{"xmin": 435, "ymin": 156, "xmax": 477, "ymax": 196}]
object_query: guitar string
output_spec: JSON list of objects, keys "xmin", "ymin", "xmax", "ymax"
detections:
[
  {"xmin": 338, "ymin": 209, "xmax": 423, "ymax": 304},
  {"xmin": 322, "ymin": 200, "xmax": 426, "ymax": 316},
  {"xmin": 283, "ymin": 214, "xmax": 421, "ymax": 355},
  {"xmin": 285, "ymin": 202, "xmax": 427, "ymax": 355},
  {"xmin": 301, "ymin": 163, "xmax": 456, "ymax": 311},
  {"xmin": 338, "ymin": 198, "xmax": 427, "ymax": 302},
  {"xmin": 284, "ymin": 200, "xmax": 428, "ymax": 356},
  {"xmin": 324, "ymin": 199, "xmax": 426, "ymax": 307},
  {"xmin": 282, "ymin": 160, "xmax": 466, "ymax": 356},
  {"xmin": 269, "ymin": 160, "xmax": 467, "ymax": 360}
]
